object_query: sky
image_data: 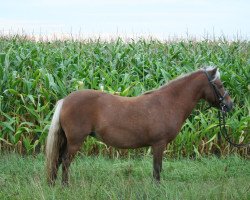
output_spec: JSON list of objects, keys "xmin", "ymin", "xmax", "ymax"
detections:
[{"xmin": 1, "ymin": 0, "xmax": 250, "ymax": 40}]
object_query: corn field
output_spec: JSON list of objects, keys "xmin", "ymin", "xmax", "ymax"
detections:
[{"xmin": 0, "ymin": 35, "xmax": 249, "ymax": 157}]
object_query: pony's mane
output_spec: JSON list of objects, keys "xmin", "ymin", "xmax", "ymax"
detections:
[
  {"xmin": 143, "ymin": 66, "xmax": 219, "ymax": 95},
  {"xmin": 143, "ymin": 70, "xmax": 197, "ymax": 95}
]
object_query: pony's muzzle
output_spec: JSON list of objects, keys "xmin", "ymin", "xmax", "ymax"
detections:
[{"xmin": 223, "ymin": 101, "xmax": 233, "ymax": 112}]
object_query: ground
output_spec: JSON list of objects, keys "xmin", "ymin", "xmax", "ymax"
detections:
[{"xmin": 0, "ymin": 154, "xmax": 249, "ymax": 200}]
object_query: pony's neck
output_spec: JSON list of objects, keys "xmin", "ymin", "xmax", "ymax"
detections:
[{"xmin": 160, "ymin": 71, "xmax": 205, "ymax": 122}]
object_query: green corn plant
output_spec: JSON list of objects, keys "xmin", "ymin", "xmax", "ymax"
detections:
[{"xmin": 0, "ymin": 35, "xmax": 249, "ymax": 157}]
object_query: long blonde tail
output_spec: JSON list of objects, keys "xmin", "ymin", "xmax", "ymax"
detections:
[{"xmin": 46, "ymin": 99, "xmax": 64, "ymax": 184}]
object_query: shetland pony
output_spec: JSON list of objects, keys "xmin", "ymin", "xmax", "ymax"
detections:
[{"xmin": 46, "ymin": 67, "xmax": 233, "ymax": 185}]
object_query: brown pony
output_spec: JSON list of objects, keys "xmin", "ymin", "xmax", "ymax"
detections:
[{"xmin": 46, "ymin": 67, "xmax": 233, "ymax": 185}]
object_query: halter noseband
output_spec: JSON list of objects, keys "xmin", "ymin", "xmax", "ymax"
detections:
[{"xmin": 204, "ymin": 69, "xmax": 228, "ymax": 112}]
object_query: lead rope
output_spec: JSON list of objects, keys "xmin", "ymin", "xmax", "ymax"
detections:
[{"xmin": 218, "ymin": 109, "xmax": 250, "ymax": 148}]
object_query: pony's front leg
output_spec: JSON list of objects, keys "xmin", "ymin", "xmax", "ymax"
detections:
[{"xmin": 152, "ymin": 142, "xmax": 166, "ymax": 182}]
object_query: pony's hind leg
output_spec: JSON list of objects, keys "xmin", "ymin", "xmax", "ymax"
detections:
[{"xmin": 61, "ymin": 137, "xmax": 86, "ymax": 186}]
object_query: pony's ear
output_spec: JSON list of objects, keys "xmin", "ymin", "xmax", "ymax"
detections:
[
  {"xmin": 208, "ymin": 67, "xmax": 220, "ymax": 81},
  {"xmin": 210, "ymin": 67, "xmax": 217, "ymax": 77}
]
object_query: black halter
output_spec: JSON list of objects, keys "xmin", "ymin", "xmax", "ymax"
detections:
[
  {"xmin": 204, "ymin": 69, "xmax": 228, "ymax": 112},
  {"xmin": 204, "ymin": 69, "xmax": 250, "ymax": 148}
]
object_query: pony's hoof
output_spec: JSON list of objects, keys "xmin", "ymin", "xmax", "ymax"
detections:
[
  {"xmin": 62, "ymin": 181, "xmax": 69, "ymax": 187},
  {"xmin": 47, "ymin": 180, "xmax": 55, "ymax": 187}
]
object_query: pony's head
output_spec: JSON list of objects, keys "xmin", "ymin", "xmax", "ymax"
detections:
[{"xmin": 202, "ymin": 66, "xmax": 233, "ymax": 112}]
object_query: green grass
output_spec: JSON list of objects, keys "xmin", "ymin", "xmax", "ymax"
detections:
[
  {"xmin": 0, "ymin": 35, "xmax": 249, "ymax": 156},
  {"xmin": 0, "ymin": 153, "xmax": 249, "ymax": 200}
]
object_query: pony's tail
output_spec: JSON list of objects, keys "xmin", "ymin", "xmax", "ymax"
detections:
[{"xmin": 46, "ymin": 99, "xmax": 65, "ymax": 184}]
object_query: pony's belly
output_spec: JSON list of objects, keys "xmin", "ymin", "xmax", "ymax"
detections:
[{"xmin": 94, "ymin": 129, "xmax": 149, "ymax": 149}]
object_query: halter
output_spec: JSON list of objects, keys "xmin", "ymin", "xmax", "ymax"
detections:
[
  {"xmin": 204, "ymin": 69, "xmax": 228, "ymax": 112},
  {"xmin": 204, "ymin": 69, "xmax": 250, "ymax": 148}
]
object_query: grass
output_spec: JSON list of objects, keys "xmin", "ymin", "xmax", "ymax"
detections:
[
  {"xmin": 0, "ymin": 153, "xmax": 249, "ymax": 200},
  {"xmin": 0, "ymin": 35, "xmax": 249, "ymax": 156}
]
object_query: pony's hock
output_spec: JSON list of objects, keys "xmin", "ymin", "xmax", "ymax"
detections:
[{"xmin": 46, "ymin": 67, "xmax": 233, "ymax": 185}]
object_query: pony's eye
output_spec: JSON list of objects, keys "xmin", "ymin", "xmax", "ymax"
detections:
[{"xmin": 218, "ymin": 85, "xmax": 223, "ymax": 89}]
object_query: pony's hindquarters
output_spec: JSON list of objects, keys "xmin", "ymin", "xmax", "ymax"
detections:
[{"xmin": 46, "ymin": 99, "xmax": 65, "ymax": 185}]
